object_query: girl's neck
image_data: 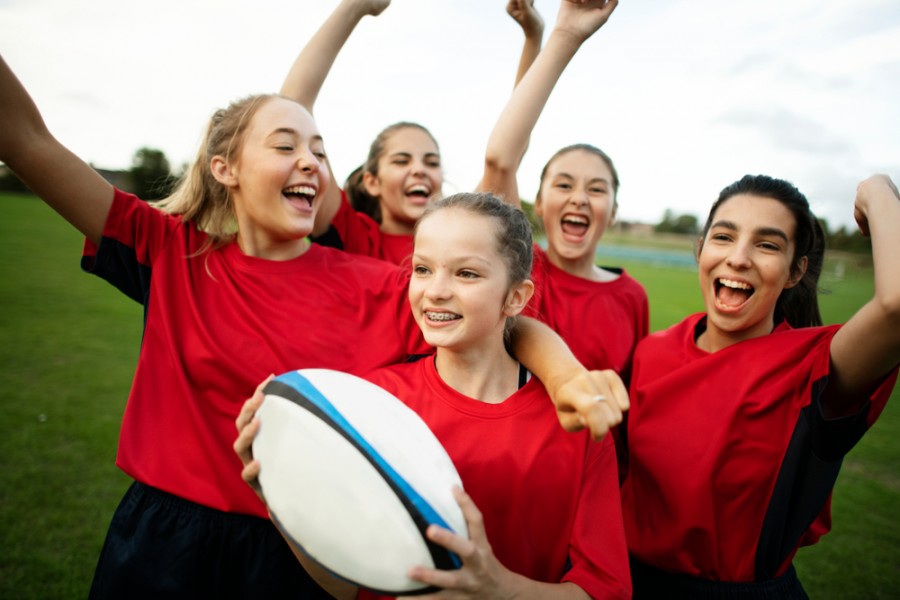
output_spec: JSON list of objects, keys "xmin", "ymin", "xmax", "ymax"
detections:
[
  {"xmin": 696, "ymin": 314, "xmax": 776, "ymax": 353},
  {"xmin": 434, "ymin": 345, "xmax": 521, "ymax": 405},
  {"xmin": 236, "ymin": 233, "xmax": 310, "ymax": 261},
  {"xmin": 378, "ymin": 216, "xmax": 415, "ymax": 236},
  {"xmin": 547, "ymin": 248, "xmax": 618, "ymax": 282}
]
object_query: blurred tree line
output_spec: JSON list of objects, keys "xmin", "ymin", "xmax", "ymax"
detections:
[
  {"xmin": 0, "ymin": 149, "xmax": 873, "ymax": 255},
  {"xmin": 0, "ymin": 146, "xmax": 179, "ymax": 201},
  {"xmin": 653, "ymin": 209, "xmax": 871, "ymax": 254}
]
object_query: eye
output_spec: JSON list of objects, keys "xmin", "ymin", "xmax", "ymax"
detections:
[
  {"xmin": 555, "ymin": 182, "xmax": 572, "ymax": 190},
  {"xmin": 313, "ymin": 150, "xmax": 327, "ymax": 160},
  {"xmin": 710, "ymin": 232, "xmax": 733, "ymax": 243},
  {"xmin": 413, "ymin": 265, "xmax": 431, "ymax": 276},
  {"xmin": 276, "ymin": 145, "xmax": 294, "ymax": 152},
  {"xmin": 426, "ymin": 158, "xmax": 442, "ymax": 168},
  {"xmin": 457, "ymin": 269, "xmax": 479, "ymax": 279},
  {"xmin": 758, "ymin": 241, "xmax": 781, "ymax": 251},
  {"xmin": 589, "ymin": 186, "xmax": 608, "ymax": 195}
]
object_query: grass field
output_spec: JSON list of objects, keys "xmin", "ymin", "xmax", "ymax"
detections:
[{"xmin": 1, "ymin": 193, "xmax": 897, "ymax": 598}]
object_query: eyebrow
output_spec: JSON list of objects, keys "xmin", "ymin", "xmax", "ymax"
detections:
[
  {"xmin": 412, "ymin": 253, "xmax": 493, "ymax": 267},
  {"xmin": 711, "ymin": 219, "xmax": 789, "ymax": 243},
  {"xmin": 388, "ymin": 151, "xmax": 440, "ymax": 159},
  {"xmin": 267, "ymin": 128, "xmax": 323, "ymax": 143},
  {"xmin": 552, "ymin": 172, "xmax": 610, "ymax": 185}
]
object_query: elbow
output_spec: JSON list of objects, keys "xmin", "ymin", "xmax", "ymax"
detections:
[
  {"xmin": 876, "ymin": 291, "xmax": 900, "ymax": 332},
  {"xmin": 483, "ymin": 154, "xmax": 517, "ymax": 183}
]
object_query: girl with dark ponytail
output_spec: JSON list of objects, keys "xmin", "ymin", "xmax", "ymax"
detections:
[
  {"xmin": 702, "ymin": 174, "xmax": 825, "ymax": 329},
  {"xmin": 614, "ymin": 173, "xmax": 900, "ymax": 599}
]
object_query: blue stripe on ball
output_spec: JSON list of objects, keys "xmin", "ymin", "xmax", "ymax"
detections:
[{"xmin": 266, "ymin": 372, "xmax": 463, "ymax": 571}]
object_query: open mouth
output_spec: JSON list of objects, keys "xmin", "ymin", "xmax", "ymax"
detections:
[
  {"xmin": 714, "ymin": 277, "xmax": 754, "ymax": 309},
  {"xmin": 560, "ymin": 214, "xmax": 589, "ymax": 237},
  {"xmin": 283, "ymin": 185, "xmax": 316, "ymax": 207},
  {"xmin": 405, "ymin": 184, "xmax": 432, "ymax": 203}
]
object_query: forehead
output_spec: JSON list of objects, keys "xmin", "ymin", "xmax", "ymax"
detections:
[
  {"xmin": 383, "ymin": 127, "xmax": 439, "ymax": 154},
  {"xmin": 415, "ymin": 208, "xmax": 499, "ymax": 254},
  {"xmin": 711, "ymin": 194, "xmax": 798, "ymax": 237},
  {"xmin": 245, "ymin": 97, "xmax": 319, "ymax": 139},
  {"xmin": 545, "ymin": 149, "xmax": 612, "ymax": 180}
]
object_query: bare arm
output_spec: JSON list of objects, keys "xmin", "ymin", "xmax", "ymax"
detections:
[
  {"xmin": 0, "ymin": 55, "xmax": 113, "ymax": 243},
  {"xmin": 512, "ymin": 316, "xmax": 628, "ymax": 440},
  {"xmin": 280, "ymin": 0, "xmax": 390, "ymax": 108},
  {"xmin": 824, "ymin": 174, "xmax": 900, "ymax": 416},
  {"xmin": 280, "ymin": 0, "xmax": 390, "ymax": 236},
  {"xmin": 478, "ymin": 0, "xmax": 618, "ymax": 207},
  {"xmin": 507, "ymin": 0, "xmax": 544, "ymax": 88}
]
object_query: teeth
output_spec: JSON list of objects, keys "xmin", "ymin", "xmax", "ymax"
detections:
[
  {"xmin": 284, "ymin": 185, "xmax": 315, "ymax": 196},
  {"xmin": 407, "ymin": 185, "xmax": 430, "ymax": 195},
  {"xmin": 425, "ymin": 311, "xmax": 460, "ymax": 322},
  {"xmin": 719, "ymin": 278, "xmax": 751, "ymax": 290},
  {"xmin": 562, "ymin": 215, "xmax": 588, "ymax": 225}
]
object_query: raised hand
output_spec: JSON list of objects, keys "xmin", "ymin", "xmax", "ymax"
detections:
[{"xmin": 555, "ymin": 0, "xmax": 619, "ymax": 44}]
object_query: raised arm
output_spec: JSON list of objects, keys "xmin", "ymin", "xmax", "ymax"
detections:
[
  {"xmin": 507, "ymin": 0, "xmax": 544, "ymax": 88},
  {"xmin": 280, "ymin": 0, "xmax": 391, "ymax": 236},
  {"xmin": 478, "ymin": 0, "xmax": 618, "ymax": 207},
  {"xmin": 280, "ymin": 0, "xmax": 390, "ymax": 108},
  {"xmin": 825, "ymin": 174, "xmax": 900, "ymax": 415},
  {"xmin": 0, "ymin": 55, "xmax": 113, "ymax": 243}
]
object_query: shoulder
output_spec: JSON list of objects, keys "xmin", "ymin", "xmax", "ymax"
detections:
[{"xmin": 365, "ymin": 357, "xmax": 435, "ymax": 402}]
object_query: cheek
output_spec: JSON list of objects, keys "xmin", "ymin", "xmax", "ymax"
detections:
[{"xmin": 407, "ymin": 280, "xmax": 422, "ymax": 304}]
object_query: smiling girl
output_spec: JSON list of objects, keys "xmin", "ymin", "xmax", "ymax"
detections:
[
  {"xmin": 618, "ymin": 174, "xmax": 900, "ymax": 598},
  {"xmin": 478, "ymin": 0, "xmax": 649, "ymax": 391},
  {"xmin": 236, "ymin": 193, "xmax": 631, "ymax": 599}
]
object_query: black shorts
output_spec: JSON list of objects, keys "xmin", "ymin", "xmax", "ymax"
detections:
[
  {"xmin": 630, "ymin": 557, "xmax": 809, "ymax": 600},
  {"xmin": 89, "ymin": 482, "xmax": 334, "ymax": 599}
]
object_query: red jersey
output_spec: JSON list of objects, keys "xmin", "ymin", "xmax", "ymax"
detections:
[
  {"xmin": 319, "ymin": 190, "xmax": 414, "ymax": 265},
  {"xmin": 526, "ymin": 244, "xmax": 649, "ymax": 381},
  {"xmin": 82, "ymin": 189, "xmax": 429, "ymax": 518},
  {"xmin": 622, "ymin": 313, "xmax": 897, "ymax": 582},
  {"xmin": 360, "ymin": 357, "xmax": 631, "ymax": 599}
]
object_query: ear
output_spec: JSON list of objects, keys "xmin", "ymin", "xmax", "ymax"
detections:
[
  {"xmin": 362, "ymin": 170, "xmax": 381, "ymax": 198},
  {"xmin": 696, "ymin": 236, "xmax": 705, "ymax": 261},
  {"xmin": 534, "ymin": 194, "xmax": 544, "ymax": 218},
  {"xmin": 503, "ymin": 279, "xmax": 535, "ymax": 318},
  {"xmin": 784, "ymin": 255, "xmax": 808, "ymax": 289},
  {"xmin": 210, "ymin": 155, "xmax": 239, "ymax": 188},
  {"xmin": 609, "ymin": 199, "xmax": 618, "ymax": 226}
]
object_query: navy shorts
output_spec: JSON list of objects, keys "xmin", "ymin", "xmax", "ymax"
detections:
[{"xmin": 89, "ymin": 482, "xmax": 334, "ymax": 599}]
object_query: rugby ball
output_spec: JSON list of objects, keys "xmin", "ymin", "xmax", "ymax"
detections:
[{"xmin": 252, "ymin": 368, "xmax": 467, "ymax": 595}]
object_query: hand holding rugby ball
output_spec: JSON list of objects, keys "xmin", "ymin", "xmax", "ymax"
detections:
[{"xmin": 251, "ymin": 369, "xmax": 467, "ymax": 595}]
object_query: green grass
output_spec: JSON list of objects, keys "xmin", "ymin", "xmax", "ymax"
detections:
[
  {"xmin": 0, "ymin": 193, "xmax": 139, "ymax": 598},
  {"xmin": 0, "ymin": 193, "xmax": 896, "ymax": 598}
]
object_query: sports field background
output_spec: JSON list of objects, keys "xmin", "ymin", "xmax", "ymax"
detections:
[{"xmin": 1, "ymin": 192, "xmax": 896, "ymax": 598}]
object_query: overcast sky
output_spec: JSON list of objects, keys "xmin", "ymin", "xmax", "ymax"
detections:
[{"xmin": 2, "ymin": 0, "xmax": 899, "ymax": 228}]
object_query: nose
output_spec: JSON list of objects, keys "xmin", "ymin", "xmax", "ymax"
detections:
[
  {"xmin": 568, "ymin": 190, "xmax": 589, "ymax": 207},
  {"xmin": 296, "ymin": 147, "xmax": 320, "ymax": 173},
  {"xmin": 726, "ymin": 241, "xmax": 752, "ymax": 269},
  {"xmin": 424, "ymin": 270, "xmax": 452, "ymax": 301},
  {"xmin": 410, "ymin": 159, "xmax": 426, "ymax": 177}
]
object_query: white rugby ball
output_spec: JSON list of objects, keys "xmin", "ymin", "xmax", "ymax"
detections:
[{"xmin": 252, "ymin": 368, "xmax": 467, "ymax": 595}]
